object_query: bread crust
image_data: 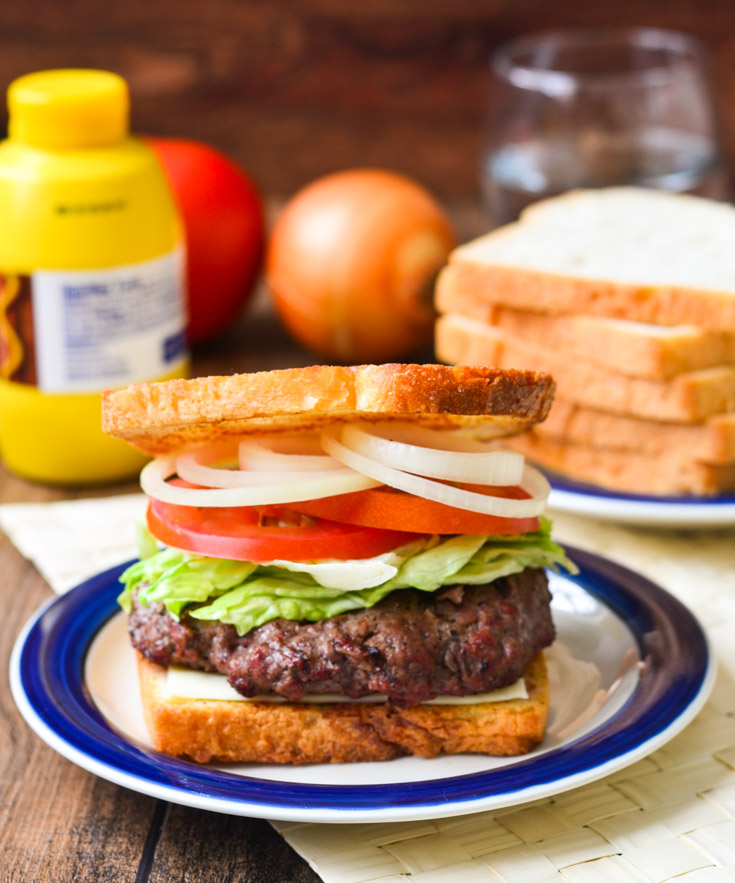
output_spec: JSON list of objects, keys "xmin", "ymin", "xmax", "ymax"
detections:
[
  {"xmin": 436, "ymin": 281, "xmax": 735, "ymax": 381},
  {"xmin": 537, "ymin": 400, "xmax": 735, "ymax": 465},
  {"xmin": 137, "ymin": 652, "xmax": 550, "ymax": 764},
  {"xmin": 102, "ymin": 363, "xmax": 555, "ymax": 455},
  {"xmin": 436, "ymin": 314, "xmax": 735, "ymax": 423},
  {"xmin": 507, "ymin": 432, "xmax": 735, "ymax": 496}
]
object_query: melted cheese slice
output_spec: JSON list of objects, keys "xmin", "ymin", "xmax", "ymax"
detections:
[{"xmin": 165, "ymin": 666, "xmax": 528, "ymax": 705}]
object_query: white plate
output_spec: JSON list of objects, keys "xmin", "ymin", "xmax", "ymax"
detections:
[
  {"xmin": 548, "ymin": 475, "xmax": 735, "ymax": 527},
  {"xmin": 10, "ymin": 547, "xmax": 714, "ymax": 823}
]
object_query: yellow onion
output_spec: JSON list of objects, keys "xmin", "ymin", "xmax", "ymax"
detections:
[{"xmin": 266, "ymin": 169, "xmax": 454, "ymax": 362}]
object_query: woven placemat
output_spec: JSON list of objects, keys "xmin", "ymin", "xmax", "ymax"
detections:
[{"xmin": 2, "ymin": 501, "xmax": 734, "ymax": 883}]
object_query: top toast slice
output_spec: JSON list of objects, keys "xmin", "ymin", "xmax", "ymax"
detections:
[
  {"xmin": 102, "ymin": 363, "xmax": 555, "ymax": 455},
  {"xmin": 443, "ymin": 187, "xmax": 735, "ymax": 331}
]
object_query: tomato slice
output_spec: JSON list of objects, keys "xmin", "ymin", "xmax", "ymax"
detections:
[
  {"xmin": 287, "ymin": 485, "xmax": 540, "ymax": 535},
  {"xmin": 147, "ymin": 497, "xmax": 420, "ymax": 563}
]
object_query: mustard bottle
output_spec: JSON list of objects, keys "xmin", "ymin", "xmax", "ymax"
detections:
[{"xmin": 0, "ymin": 69, "xmax": 189, "ymax": 484}]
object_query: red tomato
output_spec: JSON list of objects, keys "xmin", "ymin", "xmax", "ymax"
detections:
[
  {"xmin": 147, "ymin": 498, "xmax": 420, "ymax": 563},
  {"xmin": 288, "ymin": 486, "xmax": 540, "ymax": 535},
  {"xmin": 146, "ymin": 138, "xmax": 264, "ymax": 345}
]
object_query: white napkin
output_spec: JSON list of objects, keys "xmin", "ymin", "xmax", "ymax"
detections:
[{"xmin": 0, "ymin": 493, "xmax": 146, "ymax": 594}]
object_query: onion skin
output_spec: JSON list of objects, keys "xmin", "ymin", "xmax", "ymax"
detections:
[{"xmin": 266, "ymin": 169, "xmax": 454, "ymax": 362}]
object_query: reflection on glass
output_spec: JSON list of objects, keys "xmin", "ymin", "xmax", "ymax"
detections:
[{"xmin": 481, "ymin": 28, "xmax": 727, "ymax": 226}]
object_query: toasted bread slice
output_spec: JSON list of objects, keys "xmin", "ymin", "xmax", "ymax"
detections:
[
  {"xmin": 507, "ymin": 433, "xmax": 735, "ymax": 496},
  {"xmin": 537, "ymin": 400, "xmax": 735, "ymax": 465},
  {"xmin": 436, "ymin": 279, "xmax": 735, "ymax": 381},
  {"xmin": 436, "ymin": 314, "xmax": 735, "ymax": 423},
  {"xmin": 441, "ymin": 187, "xmax": 735, "ymax": 332},
  {"xmin": 137, "ymin": 652, "xmax": 550, "ymax": 764},
  {"xmin": 102, "ymin": 364, "xmax": 555, "ymax": 455}
]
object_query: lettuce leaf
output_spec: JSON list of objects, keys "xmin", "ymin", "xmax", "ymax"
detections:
[{"xmin": 118, "ymin": 518, "xmax": 576, "ymax": 636}]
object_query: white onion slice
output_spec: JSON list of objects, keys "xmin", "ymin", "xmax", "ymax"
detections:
[
  {"xmin": 339, "ymin": 425, "xmax": 524, "ymax": 484},
  {"xmin": 141, "ymin": 454, "xmax": 379, "ymax": 508},
  {"xmin": 238, "ymin": 437, "xmax": 343, "ymax": 472},
  {"xmin": 368, "ymin": 423, "xmax": 509, "ymax": 453},
  {"xmin": 177, "ymin": 447, "xmax": 349, "ymax": 488},
  {"xmin": 321, "ymin": 428, "xmax": 549, "ymax": 518}
]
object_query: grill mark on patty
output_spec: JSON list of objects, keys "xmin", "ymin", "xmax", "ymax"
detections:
[{"xmin": 128, "ymin": 568, "xmax": 554, "ymax": 707}]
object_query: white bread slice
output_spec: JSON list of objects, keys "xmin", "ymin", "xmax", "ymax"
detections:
[
  {"xmin": 137, "ymin": 652, "xmax": 550, "ymax": 764},
  {"xmin": 538, "ymin": 400, "xmax": 735, "ymax": 465},
  {"xmin": 436, "ymin": 314, "xmax": 735, "ymax": 423},
  {"xmin": 436, "ymin": 279, "xmax": 735, "ymax": 380},
  {"xmin": 102, "ymin": 364, "xmax": 555, "ymax": 456},
  {"xmin": 506, "ymin": 432, "xmax": 735, "ymax": 496},
  {"xmin": 442, "ymin": 187, "xmax": 735, "ymax": 331}
]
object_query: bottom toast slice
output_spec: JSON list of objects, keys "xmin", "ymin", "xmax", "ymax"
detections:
[{"xmin": 137, "ymin": 652, "xmax": 550, "ymax": 765}]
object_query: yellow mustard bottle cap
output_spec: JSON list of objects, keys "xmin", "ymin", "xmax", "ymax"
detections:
[{"xmin": 7, "ymin": 69, "xmax": 129, "ymax": 149}]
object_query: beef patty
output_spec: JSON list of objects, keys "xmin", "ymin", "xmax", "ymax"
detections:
[{"xmin": 128, "ymin": 568, "xmax": 554, "ymax": 707}]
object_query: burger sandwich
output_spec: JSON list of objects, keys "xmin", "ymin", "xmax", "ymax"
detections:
[{"xmin": 101, "ymin": 363, "xmax": 573, "ymax": 765}]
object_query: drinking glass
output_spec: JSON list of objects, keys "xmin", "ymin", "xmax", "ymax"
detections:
[{"xmin": 481, "ymin": 28, "xmax": 727, "ymax": 226}]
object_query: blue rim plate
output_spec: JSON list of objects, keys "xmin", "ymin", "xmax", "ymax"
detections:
[
  {"xmin": 548, "ymin": 474, "xmax": 735, "ymax": 527},
  {"xmin": 10, "ymin": 547, "xmax": 714, "ymax": 823}
]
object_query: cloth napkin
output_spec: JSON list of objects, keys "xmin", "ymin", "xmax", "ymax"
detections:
[
  {"xmin": 0, "ymin": 493, "xmax": 146, "ymax": 594},
  {"xmin": 2, "ymin": 497, "xmax": 735, "ymax": 883}
]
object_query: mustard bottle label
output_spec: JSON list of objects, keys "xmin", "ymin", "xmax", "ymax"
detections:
[
  {"xmin": 0, "ymin": 248, "xmax": 187, "ymax": 392},
  {"xmin": 0, "ymin": 273, "xmax": 35, "ymax": 383}
]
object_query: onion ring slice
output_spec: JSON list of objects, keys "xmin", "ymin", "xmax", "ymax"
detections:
[
  {"xmin": 142, "ymin": 454, "xmax": 379, "ymax": 508},
  {"xmin": 238, "ymin": 437, "xmax": 344, "ymax": 472},
  {"xmin": 367, "ymin": 423, "xmax": 510, "ymax": 452},
  {"xmin": 322, "ymin": 428, "xmax": 548, "ymax": 518},
  {"xmin": 339, "ymin": 424, "xmax": 524, "ymax": 484},
  {"xmin": 177, "ymin": 447, "xmax": 350, "ymax": 487}
]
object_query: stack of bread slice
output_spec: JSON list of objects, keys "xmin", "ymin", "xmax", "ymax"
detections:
[{"xmin": 435, "ymin": 187, "xmax": 735, "ymax": 496}]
